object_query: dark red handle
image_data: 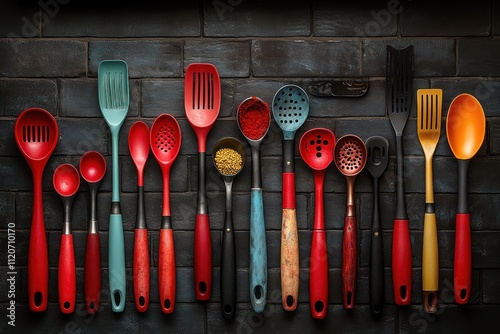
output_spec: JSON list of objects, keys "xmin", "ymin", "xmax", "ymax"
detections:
[
  {"xmin": 309, "ymin": 230, "xmax": 328, "ymax": 319},
  {"xmin": 28, "ymin": 178, "xmax": 48, "ymax": 312},
  {"xmin": 454, "ymin": 213, "xmax": 471, "ymax": 304},
  {"xmin": 58, "ymin": 234, "xmax": 76, "ymax": 314},
  {"xmin": 159, "ymin": 228, "xmax": 176, "ymax": 313},
  {"xmin": 194, "ymin": 213, "xmax": 212, "ymax": 300},
  {"xmin": 133, "ymin": 228, "xmax": 150, "ymax": 312},
  {"xmin": 392, "ymin": 219, "xmax": 412, "ymax": 305},
  {"xmin": 85, "ymin": 232, "xmax": 100, "ymax": 314},
  {"xmin": 282, "ymin": 172, "xmax": 296, "ymax": 209},
  {"xmin": 342, "ymin": 216, "xmax": 357, "ymax": 309}
]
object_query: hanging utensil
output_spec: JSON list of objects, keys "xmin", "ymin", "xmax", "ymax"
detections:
[
  {"xmin": 237, "ymin": 96, "xmax": 271, "ymax": 313},
  {"xmin": 307, "ymin": 80, "xmax": 369, "ymax": 98},
  {"xmin": 272, "ymin": 84, "xmax": 309, "ymax": 311},
  {"xmin": 386, "ymin": 45, "xmax": 414, "ymax": 305},
  {"xmin": 150, "ymin": 113, "xmax": 182, "ymax": 314},
  {"xmin": 365, "ymin": 136, "xmax": 389, "ymax": 317},
  {"xmin": 184, "ymin": 63, "xmax": 221, "ymax": 301},
  {"xmin": 446, "ymin": 93, "xmax": 486, "ymax": 304},
  {"xmin": 299, "ymin": 128, "xmax": 336, "ymax": 319},
  {"xmin": 334, "ymin": 134, "xmax": 367, "ymax": 309},
  {"xmin": 98, "ymin": 60, "xmax": 129, "ymax": 312},
  {"xmin": 128, "ymin": 121, "xmax": 151, "ymax": 313},
  {"xmin": 212, "ymin": 137, "xmax": 246, "ymax": 319},
  {"xmin": 417, "ymin": 89, "xmax": 443, "ymax": 313},
  {"xmin": 53, "ymin": 163, "xmax": 80, "ymax": 314},
  {"xmin": 79, "ymin": 151, "xmax": 106, "ymax": 314},
  {"xmin": 14, "ymin": 107, "xmax": 58, "ymax": 312}
]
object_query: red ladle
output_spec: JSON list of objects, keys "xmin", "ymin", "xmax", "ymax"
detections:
[
  {"xmin": 150, "ymin": 113, "xmax": 182, "ymax": 314},
  {"xmin": 14, "ymin": 107, "xmax": 59, "ymax": 312},
  {"xmin": 299, "ymin": 128, "xmax": 336, "ymax": 319},
  {"xmin": 79, "ymin": 151, "xmax": 106, "ymax": 314},
  {"xmin": 129, "ymin": 121, "xmax": 151, "ymax": 312},
  {"xmin": 53, "ymin": 163, "xmax": 80, "ymax": 314}
]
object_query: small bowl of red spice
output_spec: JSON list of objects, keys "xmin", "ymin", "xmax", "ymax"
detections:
[{"xmin": 237, "ymin": 96, "xmax": 271, "ymax": 141}]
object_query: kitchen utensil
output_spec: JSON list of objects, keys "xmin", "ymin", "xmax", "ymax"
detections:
[
  {"xmin": 184, "ymin": 63, "xmax": 221, "ymax": 300},
  {"xmin": 53, "ymin": 163, "xmax": 80, "ymax": 314},
  {"xmin": 128, "ymin": 121, "xmax": 151, "ymax": 313},
  {"xmin": 299, "ymin": 128, "xmax": 336, "ymax": 319},
  {"xmin": 79, "ymin": 151, "xmax": 106, "ymax": 314},
  {"xmin": 237, "ymin": 96, "xmax": 271, "ymax": 313},
  {"xmin": 446, "ymin": 93, "xmax": 486, "ymax": 304},
  {"xmin": 334, "ymin": 134, "xmax": 367, "ymax": 309},
  {"xmin": 417, "ymin": 89, "xmax": 443, "ymax": 313},
  {"xmin": 98, "ymin": 60, "xmax": 129, "ymax": 312},
  {"xmin": 14, "ymin": 107, "xmax": 58, "ymax": 312},
  {"xmin": 150, "ymin": 113, "xmax": 182, "ymax": 314},
  {"xmin": 272, "ymin": 84, "xmax": 309, "ymax": 311},
  {"xmin": 307, "ymin": 80, "xmax": 369, "ymax": 98},
  {"xmin": 365, "ymin": 136, "xmax": 389, "ymax": 317},
  {"xmin": 386, "ymin": 45, "xmax": 414, "ymax": 305},
  {"xmin": 212, "ymin": 137, "xmax": 246, "ymax": 319}
]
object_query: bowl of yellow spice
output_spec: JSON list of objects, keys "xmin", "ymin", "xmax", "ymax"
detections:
[{"xmin": 212, "ymin": 137, "xmax": 245, "ymax": 319}]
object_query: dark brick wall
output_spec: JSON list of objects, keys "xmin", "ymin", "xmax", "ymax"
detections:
[{"xmin": 1, "ymin": 0, "xmax": 500, "ymax": 333}]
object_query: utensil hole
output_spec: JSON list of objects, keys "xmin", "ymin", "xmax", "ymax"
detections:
[
  {"xmin": 64, "ymin": 301, "xmax": 71, "ymax": 310},
  {"xmin": 286, "ymin": 295, "xmax": 294, "ymax": 307},
  {"xmin": 316, "ymin": 146, "xmax": 322, "ymax": 151},
  {"xmin": 114, "ymin": 291, "xmax": 121, "ymax": 306},
  {"xmin": 310, "ymin": 140, "xmax": 315, "ymax": 145},
  {"xmin": 347, "ymin": 292, "xmax": 353, "ymax": 306},
  {"xmin": 139, "ymin": 296, "xmax": 145, "ymax": 307},
  {"xmin": 253, "ymin": 285, "xmax": 263, "ymax": 300},
  {"xmin": 400, "ymin": 285, "xmax": 407, "ymax": 300},
  {"xmin": 224, "ymin": 304, "xmax": 233, "ymax": 315},
  {"xmin": 314, "ymin": 301, "xmax": 324, "ymax": 313},
  {"xmin": 323, "ymin": 140, "xmax": 328, "ymax": 145},
  {"xmin": 89, "ymin": 301, "xmax": 95, "ymax": 310},
  {"xmin": 34, "ymin": 292, "xmax": 42, "ymax": 307},
  {"xmin": 460, "ymin": 288, "xmax": 467, "ymax": 300},
  {"xmin": 164, "ymin": 298, "xmax": 171, "ymax": 310},
  {"xmin": 316, "ymin": 152, "xmax": 322, "ymax": 158},
  {"xmin": 198, "ymin": 281, "xmax": 207, "ymax": 294}
]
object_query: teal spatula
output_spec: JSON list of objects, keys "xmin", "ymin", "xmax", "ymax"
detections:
[{"xmin": 98, "ymin": 60, "xmax": 129, "ymax": 312}]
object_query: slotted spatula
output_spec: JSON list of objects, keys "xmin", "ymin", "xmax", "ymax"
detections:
[
  {"xmin": 386, "ymin": 45, "xmax": 413, "ymax": 305},
  {"xmin": 98, "ymin": 60, "xmax": 129, "ymax": 312},
  {"xmin": 417, "ymin": 89, "xmax": 443, "ymax": 313}
]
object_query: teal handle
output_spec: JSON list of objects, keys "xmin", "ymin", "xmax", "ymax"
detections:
[
  {"xmin": 111, "ymin": 130, "xmax": 120, "ymax": 202},
  {"xmin": 249, "ymin": 188, "xmax": 267, "ymax": 313},
  {"xmin": 109, "ymin": 213, "xmax": 126, "ymax": 312}
]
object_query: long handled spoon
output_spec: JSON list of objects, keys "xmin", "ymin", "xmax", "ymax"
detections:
[
  {"xmin": 53, "ymin": 163, "xmax": 80, "ymax": 314},
  {"xmin": 417, "ymin": 89, "xmax": 443, "ymax": 313},
  {"xmin": 129, "ymin": 121, "xmax": 151, "ymax": 312},
  {"xmin": 151, "ymin": 114, "xmax": 182, "ymax": 314},
  {"xmin": 365, "ymin": 136, "xmax": 389, "ymax": 317},
  {"xmin": 446, "ymin": 93, "xmax": 486, "ymax": 304},
  {"xmin": 79, "ymin": 151, "xmax": 106, "ymax": 314},
  {"xmin": 237, "ymin": 96, "xmax": 271, "ymax": 313},
  {"xmin": 334, "ymin": 134, "xmax": 367, "ymax": 309},
  {"xmin": 98, "ymin": 60, "xmax": 129, "ymax": 312},
  {"xmin": 184, "ymin": 63, "xmax": 221, "ymax": 300},
  {"xmin": 14, "ymin": 107, "xmax": 58, "ymax": 312},
  {"xmin": 213, "ymin": 138, "xmax": 246, "ymax": 319},
  {"xmin": 272, "ymin": 85, "xmax": 309, "ymax": 311},
  {"xmin": 299, "ymin": 128, "xmax": 336, "ymax": 319}
]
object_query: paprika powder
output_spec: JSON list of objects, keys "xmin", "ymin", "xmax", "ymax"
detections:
[{"xmin": 238, "ymin": 96, "xmax": 271, "ymax": 140}]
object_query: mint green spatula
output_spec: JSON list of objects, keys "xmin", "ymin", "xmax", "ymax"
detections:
[{"xmin": 98, "ymin": 60, "xmax": 129, "ymax": 312}]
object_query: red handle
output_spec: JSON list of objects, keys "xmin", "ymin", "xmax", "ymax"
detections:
[
  {"xmin": 58, "ymin": 234, "xmax": 76, "ymax": 314},
  {"xmin": 454, "ymin": 213, "xmax": 471, "ymax": 304},
  {"xmin": 28, "ymin": 177, "xmax": 48, "ymax": 312},
  {"xmin": 85, "ymin": 233, "xmax": 101, "ymax": 314},
  {"xmin": 194, "ymin": 213, "xmax": 212, "ymax": 300},
  {"xmin": 309, "ymin": 230, "xmax": 328, "ymax": 319},
  {"xmin": 159, "ymin": 228, "xmax": 176, "ymax": 313},
  {"xmin": 133, "ymin": 229, "xmax": 150, "ymax": 312},
  {"xmin": 342, "ymin": 216, "xmax": 357, "ymax": 309},
  {"xmin": 392, "ymin": 219, "xmax": 412, "ymax": 305},
  {"xmin": 282, "ymin": 172, "xmax": 296, "ymax": 209}
]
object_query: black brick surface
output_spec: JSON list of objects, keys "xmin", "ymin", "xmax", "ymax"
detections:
[{"xmin": 1, "ymin": 1, "xmax": 500, "ymax": 333}]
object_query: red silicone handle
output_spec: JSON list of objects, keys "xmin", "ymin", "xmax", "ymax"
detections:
[
  {"xmin": 309, "ymin": 230, "xmax": 328, "ymax": 319},
  {"xmin": 159, "ymin": 228, "xmax": 176, "ymax": 313},
  {"xmin": 28, "ymin": 177, "xmax": 48, "ymax": 312},
  {"xmin": 342, "ymin": 216, "xmax": 357, "ymax": 309},
  {"xmin": 392, "ymin": 219, "xmax": 412, "ymax": 305},
  {"xmin": 58, "ymin": 234, "xmax": 76, "ymax": 314},
  {"xmin": 282, "ymin": 172, "xmax": 296, "ymax": 209},
  {"xmin": 134, "ymin": 228, "xmax": 150, "ymax": 312},
  {"xmin": 454, "ymin": 213, "xmax": 471, "ymax": 304},
  {"xmin": 85, "ymin": 232, "xmax": 100, "ymax": 314},
  {"xmin": 194, "ymin": 213, "xmax": 212, "ymax": 300}
]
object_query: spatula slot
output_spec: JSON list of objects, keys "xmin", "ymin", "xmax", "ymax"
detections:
[
  {"xmin": 22, "ymin": 125, "xmax": 50, "ymax": 143},
  {"xmin": 192, "ymin": 72, "xmax": 215, "ymax": 110}
]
